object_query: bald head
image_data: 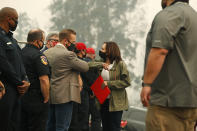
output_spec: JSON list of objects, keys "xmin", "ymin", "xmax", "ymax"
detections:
[
  {"xmin": 0, "ymin": 7, "xmax": 18, "ymax": 22},
  {"xmin": 27, "ymin": 29, "xmax": 45, "ymax": 43}
]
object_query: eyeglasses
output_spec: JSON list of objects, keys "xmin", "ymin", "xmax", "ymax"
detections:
[
  {"xmin": 48, "ymin": 39, "xmax": 58, "ymax": 42},
  {"xmin": 67, "ymin": 39, "xmax": 75, "ymax": 45}
]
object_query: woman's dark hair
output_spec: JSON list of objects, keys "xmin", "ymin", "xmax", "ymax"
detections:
[{"xmin": 104, "ymin": 41, "xmax": 122, "ymax": 63}]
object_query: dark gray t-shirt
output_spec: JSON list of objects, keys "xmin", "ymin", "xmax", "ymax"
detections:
[{"xmin": 145, "ymin": 2, "xmax": 197, "ymax": 107}]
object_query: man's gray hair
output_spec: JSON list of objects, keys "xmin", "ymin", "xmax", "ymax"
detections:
[{"xmin": 46, "ymin": 32, "xmax": 59, "ymax": 41}]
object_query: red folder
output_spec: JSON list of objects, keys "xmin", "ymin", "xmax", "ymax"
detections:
[{"xmin": 90, "ymin": 76, "xmax": 111, "ymax": 104}]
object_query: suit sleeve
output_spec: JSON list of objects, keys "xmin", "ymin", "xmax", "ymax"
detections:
[
  {"xmin": 88, "ymin": 61, "xmax": 103, "ymax": 70},
  {"xmin": 67, "ymin": 51, "xmax": 89, "ymax": 72},
  {"xmin": 0, "ymin": 43, "xmax": 23, "ymax": 86}
]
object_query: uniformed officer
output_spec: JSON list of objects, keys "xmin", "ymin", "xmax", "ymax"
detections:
[
  {"xmin": 20, "ymin": 29, "xmax": 50, "ymax": 131},
  {"xmin": 0, "ymin": 7, "xmax": 30, "ymax": 131}
]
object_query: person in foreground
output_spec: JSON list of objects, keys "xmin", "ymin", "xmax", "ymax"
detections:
[
  {"xmin": 140, "ymin": 0, "xmax": 197, "ymax": 131},
  {"xmin": 0, "ymin": 7, "xmax": 30, "ymax": 131},
  {"xmin": 89, "ymin": 41, "xmax": 131, "ymax": 131}
]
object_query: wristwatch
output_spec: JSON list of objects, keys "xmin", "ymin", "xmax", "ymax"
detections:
[
  {"xmin": 142, "ymin": 82, "xmax": 152, "ymax": 87},
  {"xmin": 0, "ymin": 86, "xmax": 4, "ymax": 92}
]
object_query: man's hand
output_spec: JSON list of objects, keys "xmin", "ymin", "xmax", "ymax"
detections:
[
  {"xmin": 17, "ymin": 81, "xmax": 30, "ymax": 96},
  {"xmin": 102, "ymin": 63, "xmax": 109, "ymax": 70},
  {"xmin": 39, "ymin": 75, "xmax": 50, "ymax": 103},
  {"xmin": 80, "ymin": 87, "xmax": 83, "ymax": 92},
  {"xmin": 140, "ymin": 86, "xmax": 151, "ymax": 107},
  {"xmin": 0, "ymin": 81, "xmax": 5, "ymax": 100},
  {"xmin": 43, "ymin": 96, "xmax": 49, "ymax": 103},
  {"xmin": 78, "ymin": 75, "xmax": 83, "ymax": 92}
]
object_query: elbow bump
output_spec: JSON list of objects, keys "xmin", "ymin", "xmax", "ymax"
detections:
[
  {"xmin": 83, "ymin": 62, "xmax": 89, "ymax": 72},
  {"xmin": 82, "ymin": 66, "xmax": 89, "ymax": 72}
]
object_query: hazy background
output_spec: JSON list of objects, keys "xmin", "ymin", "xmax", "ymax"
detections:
[{"xmin": 1, "ymin": 0, "xmax": 197, "ymax": 107}]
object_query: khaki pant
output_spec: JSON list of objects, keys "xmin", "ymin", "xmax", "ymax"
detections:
[{"xmin": 146, "ymin": 105, "xmax": 197, "ymax": 131}]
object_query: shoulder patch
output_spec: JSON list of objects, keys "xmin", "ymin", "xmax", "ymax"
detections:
[{"xmin": 40, "ymin": 56, "xmax": 48, "ymax": 65}]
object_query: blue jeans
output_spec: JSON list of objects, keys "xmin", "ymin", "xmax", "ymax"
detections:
[{"xmin": 46, "ymin": 102, "xmax": 73, "ymax": 131}]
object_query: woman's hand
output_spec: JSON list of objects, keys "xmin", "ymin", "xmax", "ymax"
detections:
[{"xmin": 102, "ymin": 63, "xmax": 109, "ymax": 70}]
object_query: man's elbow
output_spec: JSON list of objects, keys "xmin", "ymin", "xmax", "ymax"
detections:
[
  {"xmin": 39, "ymin": 75, "xmax": 50, "ymax": 86},
  {"xmin": 151, "ymin": 48, "xmax": 169, "ymax": 56},
  {"xmin": 81, "ymin": 64, "xmax": 89, "ymax": 72}
]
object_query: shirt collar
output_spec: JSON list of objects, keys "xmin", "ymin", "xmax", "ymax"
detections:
[
  {"xmin": 0, "ymin": 27, "xmax": 6, "ymax": 35},
  {"xmin": 26, "ymin": 44, "xmax": 40, "ymax": 50},
  {"xmin": 7, "ymin": 31, "xmax": 13, "ymax": 37},
  {"xmin": 43, "ymin": 46, "xmax": 48, "ymax": 50},
  {"xmin": 0, "ymin": 27, "xmax": 13, "ymax": 37},
  {"xmin": 56, "ymin": 43, "xmax": 66, "ymax": 49}
]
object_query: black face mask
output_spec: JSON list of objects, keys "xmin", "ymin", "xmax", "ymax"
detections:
[
  {"xmin": 99, "ymin": 50, "xmax": 106, "ymax": 59},
  {"xmin": 37, "ymin": 40, "xmax": 44, "ymax": 50},
  {"xmin": 82, "ymin": 51, "xmax": 87, "ymax": 58},
  {"xmin": 9, "ymin": 19, "xmax": 18, "ymax": 31},
  {"xmin": 74, "ymin": 48, "xmax": 80, "ymax": 54},
  {"xmin": 67, "ymin": 43, "xmax": 76, "ymax": 51}
]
